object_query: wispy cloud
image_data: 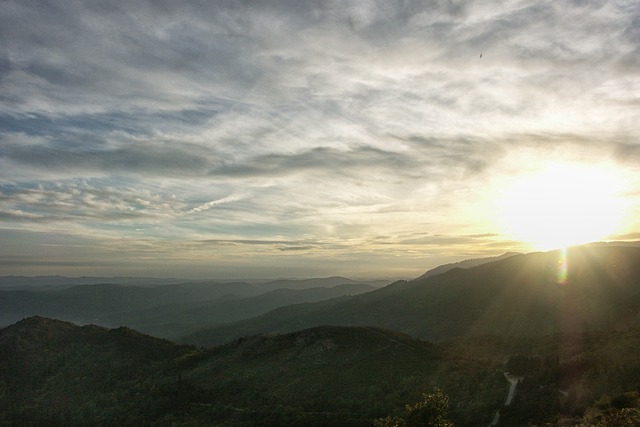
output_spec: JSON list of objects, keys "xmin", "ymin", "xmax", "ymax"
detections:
[
  {"xmin": 0, "ymin": 0, "xmax": 639, "ymax": 278},
  {"xmin": 188, "ymin": 194, "xmax": 246, "ymax": 214}
]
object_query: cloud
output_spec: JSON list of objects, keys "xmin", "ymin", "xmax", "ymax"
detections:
[
  {"xmin": 188, "ymin": 194, "xmax": 246, "ymax": 214},
  {"xmin": 0, "ymin": 0, "xmax": 639, "ymax": 278},
  {"xmin": 1, "ymin": 0, "xmax": 636, "ymax": 131},
  {"xmin": 0, "ymin": 136, "xmax": 215, "ymax": 177},
  {"xmin": 0, "ymin": 181, "xmax": 187, "ymax": 227},
  {"xmin": 0, "ymin": 210, "xmax": 53, "ymax": 223}
]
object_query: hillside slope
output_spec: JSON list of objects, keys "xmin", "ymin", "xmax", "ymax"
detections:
[
  {"xmin": 0, "ymin": 317, "xmax": 504, "ymax": 426},
  {"xmin": 97, "ymin": 283, "xmax": 376, "ymax": 339},
  {"xmin": 0, "ymin": 281, "xmax": 259, "ymax": 326},
  {"xmin": 181, "ymin": 245, "xmax": 640, "ymax": 346},
  {"xmin": 3, "ymin": 316, "xmax": 640, "ymax": 425},
  {"xmin": 414, "ymin": 252, "xmax": 521, "ymax": 281},
  {"xmin": 0, "ymin": 277, "xmax": 382, "ymax": 328}
]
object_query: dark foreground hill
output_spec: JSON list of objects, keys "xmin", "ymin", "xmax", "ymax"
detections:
[
  {"xmin": 2, "ymin": 317, "xmax": 640, "ymax": 426},
  {"xmin": 0, "ymin": 316, "xmax": 503, "ymax": 426},
  {"xmin": 182, "ymin": 245, "xmax": 640, "ymax": 346}
]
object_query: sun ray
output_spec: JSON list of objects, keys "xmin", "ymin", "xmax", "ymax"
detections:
[{"xmin": 557, "ymin": 247, "xmax": 568, "ymax": 285}]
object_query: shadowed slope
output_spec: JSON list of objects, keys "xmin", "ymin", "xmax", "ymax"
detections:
[
  {"xmin": 414, "ymin": 252, "xmax": 521, "ymax": 281},
  {"xmin": 0, "ymin": 317, "xmax": 502, "ymax": 426},
  {"xmin": 4, "ymin": 316, "xmax": 640, "ymax": 425},
  {"xmin": 181, "ymin": 246, "xmax": 640, "ymax": 346},
  {"xmin": 97, "ymin": 283, "xmax": 376, "ymax": 339}
]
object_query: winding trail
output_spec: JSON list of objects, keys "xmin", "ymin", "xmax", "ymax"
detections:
[
  {"xmin": 504, "ymin": 374, "xmax": 521, "ymax": 406},
  {"xmin": 488, "ymin": 372, "xmax": 523, "ymax": 426}
]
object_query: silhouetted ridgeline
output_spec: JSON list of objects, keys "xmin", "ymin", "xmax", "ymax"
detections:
[
  {"xmin": 413, "ymin": 251, "xmax": 521, "ymax": 281},
  {"xmin": 182, "ymin": 246, "xmax": 640, "ymax": 346}
]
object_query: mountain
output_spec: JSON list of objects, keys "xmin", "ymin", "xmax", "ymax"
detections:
[
  {"xmin": 96, "ymin": 283, "xmax": 376, "ymax": 340},
  {"xmin": 0, "ymin": 276, "xmax": 385, "ymax": 333},
  {"xmin": 0, "ymin": 281, "xmax": 259, "ymax": 326},
  {"xmin": 3, "ymin": 316, "xmax": 640, "ymax": 426},
  {"xmin": 0, "ymin": 275, "xmax": 389, "ymax": 291},
  {"xmin": 0, "ymin": 316, "xmax": 502, "ymax": 426},
  {"xmin": 414, "ymin": 252, "xmax": 521, "ymax": 281},
  {"xmin": 0, "ymin": 316, "xmax": 189, "ymax": 425},
  {"xmin": 181, "ymin": 245, "xmax": 640, "ymax": 346},
  {"xmin": 0, "ymin": 275, "xmax": 198, "ymax": 289},
  {"xmin": 259, "ymin": 276, "xmax": 389, "ymax": 291}
]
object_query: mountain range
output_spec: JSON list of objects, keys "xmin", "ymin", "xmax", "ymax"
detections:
[
  {"xmin": 0, "ymin": 255, "xmax": 515, "ymax": 334},
  {"xmin": 181, "ymin": 245, "xmax": 640, "ymax": 346},
  {"xmin": 3, "ymin": 245, "xmax": 640, "ymax": 425},
  {"xmin": 97, "ymin": 282, "xmax": 376, "ymax": 340},
  {"xmin": 0, "ymin": 277, "xmax": 385, "ymax": 328}
]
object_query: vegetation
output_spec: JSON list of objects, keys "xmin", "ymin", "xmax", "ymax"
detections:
[
  {"xmin": 578, "ymin": 392, "xmax": 640, "ymax": 426},
  {"xmin": 0, "ymin": 317, "xmax": 502, "ymax": 426},
  {"xmin": 374, "ymin": 389, "xmax": 454, "ymax": 427},
  {"xmin": 3, "ymin": 315, "xmax": 640, "ymax": 425}
]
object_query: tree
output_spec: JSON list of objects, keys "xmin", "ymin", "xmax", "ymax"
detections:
[
  {"xmin": 579, "ymin": 392, "xmax": 640, "ymax": 427},
  {"xmin": 374, "ymin": 389, "xmax": 454, "ymax": 427}
]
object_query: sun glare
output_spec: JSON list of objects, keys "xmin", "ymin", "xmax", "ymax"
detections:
[{"xmin": 495, "ymin": 163, "xmax": 626, "ymax": 250}]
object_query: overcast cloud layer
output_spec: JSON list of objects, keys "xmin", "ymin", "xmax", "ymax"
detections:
[{"xmin": 1, "ymin": 0, "xmax": 639, "ymax": 279}]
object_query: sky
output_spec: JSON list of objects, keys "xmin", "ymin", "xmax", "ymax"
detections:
[{"xmin": 1, "ymin": 0, "xmax": 639, "ymax": 280}]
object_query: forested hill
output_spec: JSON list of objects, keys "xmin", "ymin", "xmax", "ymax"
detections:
[
  {"xmin": 0, "ymin": 316, "xmax": 500, "ymax": 426},
  {"xmin": 181, "ymin": 245, "xmax": 640, "ymax": 346},
  {"xmin": 3, "ymin": 316, "xmax": 640, "ymax": 425}
]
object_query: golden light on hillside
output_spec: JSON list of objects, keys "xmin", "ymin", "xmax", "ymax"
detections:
[{"xmin": 494, "ymin": 163, "xmax": 627, "ymax": 251}]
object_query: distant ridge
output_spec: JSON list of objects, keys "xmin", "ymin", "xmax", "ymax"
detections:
[
  {"xmin": 97, "ymin": 282, "xmax": 377, "ymax": 339},
  {"xmin": 261, "ymin": 276, "xmax": 389, "ymax": 291},
  {"xmin": 181, "ymin": 245, "xmax": 640, "ymax": 346},
  {"xmin": 414, "ymin": 252, "xmax": 521, "ymax": 281},
  {"xmin": 0, "ymin": 276, "xmax": 385, "ymax": 330},
  {"xmin": 0, "ymin": 275, "xmax": 390, "ymax": 290},
  {"xmin": 0, "ymin": 275, "xmax": 199, "ymax": 289}
]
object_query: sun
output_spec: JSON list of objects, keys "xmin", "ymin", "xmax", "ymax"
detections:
[{"xmin": 494, "ymin": 162, "xmax": 626, "ymax": 250}]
